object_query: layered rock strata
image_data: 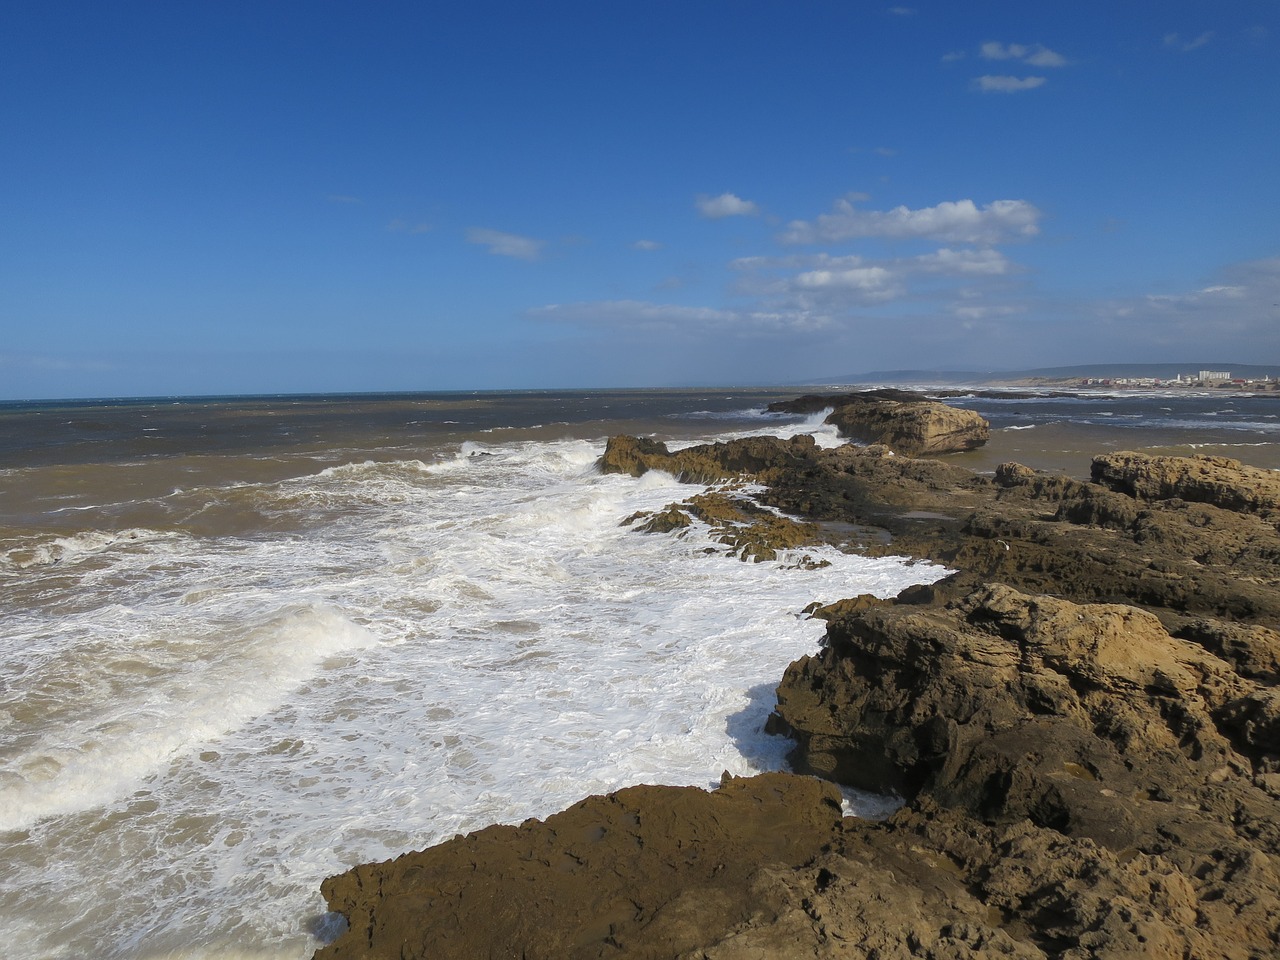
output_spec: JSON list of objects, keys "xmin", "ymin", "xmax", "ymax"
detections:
[
  {"xmin": 315, "ymin": 443, "xmax": 1280, "ymax": 958},
  {"xmin": 765, "ymin": 583, "xmax": 1280, "ymax": 958}
]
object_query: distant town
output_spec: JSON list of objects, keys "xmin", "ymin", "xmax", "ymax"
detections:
[
  {"xmin": 1071, "ymin": 371, "xmax": 1279, "ymax": 390},
  {"xmin": 834, "ymin": 363, "xmax": 1280, "ymax": 391}
]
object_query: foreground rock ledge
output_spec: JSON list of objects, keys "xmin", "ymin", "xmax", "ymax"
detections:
[
  {"xmin": 315, "ymin": 441, "xmax": 1280, "ymax": 958},
  {"xmin": 315, "ymin": 774, "xmax": 847, "ymax": 959}
]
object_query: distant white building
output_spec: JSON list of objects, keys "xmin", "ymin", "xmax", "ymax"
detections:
[{"xmin": 1199, "ymin": 370, "xmax": 1232, "ymax": 381}]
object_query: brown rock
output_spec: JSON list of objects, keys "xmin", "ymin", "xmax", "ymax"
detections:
[
  {"xmin": 623, "ymin": 489, "xmax": 824, "ymax": 563},
  {"xmin": 314, "ymin": 773, "xmax": 844, "ymax": 960},
  {"xmin": 825, "ymin": 397, "xmax": 991, "ymax": 456},
  {"xmin": 1092, "ymin": 451, "xmax": 1280, "ymax": 517},
  {"xmin": 770, "ymin": 584, "xmax": 1280, "ymax": 956},
  {"xmin": 598, "ymin": 433, "xmax": 818, "ymax": 484}
]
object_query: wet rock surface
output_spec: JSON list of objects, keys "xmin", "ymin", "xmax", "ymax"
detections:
[
  {"xmin": 316, "ymin": 435, "xmax": 1280, "ymax": 958},
  {"xmin": 623, "ymin": 488, "xmax": 826, "ymax": 564}
]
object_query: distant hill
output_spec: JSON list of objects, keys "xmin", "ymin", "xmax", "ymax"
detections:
[{"xmin": 809, "ymin": 363, "xmax": 1280, "ymax": 385}]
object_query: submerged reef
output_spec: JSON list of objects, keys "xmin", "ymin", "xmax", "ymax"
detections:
[{"xmin": 316, "ymin": 422, "xmax": 1280, "ymax": 958}]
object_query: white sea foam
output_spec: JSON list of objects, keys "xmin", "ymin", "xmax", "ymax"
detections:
[
  {"xmin": 0, "ymin": 606, "xmax": 377, "ymax": 832},
  {"xmin": 0, "ymin": 431, "xmax": 945, "ymax": 959},
  {"xmin": 1, "ymin": 527, "xmax": 183, "ymax": 570},
  {"xmin": 1186, "ymin": 441, "xmax": 1276, "ymax": 450},
  {"xmin": 671, "ymin": 407, "xmax": 845, "ymax": 449}
]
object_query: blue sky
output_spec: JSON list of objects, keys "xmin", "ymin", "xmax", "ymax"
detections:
[{"xmin": 2, "ymin": 1, "xmax": 1277, "ymax": 398}]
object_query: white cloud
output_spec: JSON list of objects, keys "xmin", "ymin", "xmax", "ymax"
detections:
[
  {"xmin": 1164, "ymin": 31, "xmax": 1214, "ymax": 52},
  {"xmin": 728, "ymin": 248, "xmax": 1021, "ymax": 321},
  {"xmin": 951, "ymin": 303, "xmax": 1022, "ymax": 321},
  {"xmin": 1095, "ymin": 257, "xmax": 1280, "ymax": 350},
  {"xmin": 965, "ymin": 42, "xmax": 1065, "ymax": 92},
  {"xmin": 974, "ymin": 74, "xmax": 1047, "ymax": 93},
  {"xmin": 979, "ymin": 41, "xmax": 1020, "ymax": 60},
  {"xmin": 980, "ymin": 42, "xmax": 1068, "ymax": 67},
  {"xmin": 530, "ymin": 300, "xmax": 827, "ymax": 333},
  {"xmin": 794, "ymin": 265, "xmax": 896, "ymax": 297},
  {"xmin": 941, "ymin": 50, "xmax": 966, "ymax": 63},
  {"xmin": 1146, "ymin": 283, "xmax": 1249, "ymax": 305},
  {"xmin": 631, "ymin": 239, "xmax": 663, "ymax": 251},
  {"xmin": 915, "ymin": 247, "xmax": 1014, "ymax": 275},
  {"xmin": 781, "ymin": 197, "xmax": 1041, "ymax": 245},
  {"xmin": 695, "ymin": 192, "xmax": 760, "ymax": 219},
  {"xmin": 466, "ymin": 227, "xmax": 544, "ymax": 260},
  {"xmin": 887, "ymin": 6, "xmax": 916, "ymax": 15},
  {"xmin": 737, "ymin": 248, "xmax": 1013, "ymax": 280}
]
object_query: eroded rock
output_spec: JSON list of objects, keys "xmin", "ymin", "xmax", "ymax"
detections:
[
  {"xmin": 624, "ymin": 489, "xmax": 824, "ymax": 563},
  {"xmin": 770, "ymin": 584, "xmax": 1280, "ymax": 957},
  {"xmin": 825, "ymin": 397, "xmax": 990, "ymax": 456},
  {"xmin": 766, "ymin": 391, "xmax": 991, "ymax": 456},
  {"xmin": 315, "ymin": 426, "xmax": 1280, "ymax": 959},
  {"xmin": 1092, "ymin": 451, "xmax": 1280, "ymax": 517}
]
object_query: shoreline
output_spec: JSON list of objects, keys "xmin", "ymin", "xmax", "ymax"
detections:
[{"xmin": 315, "ymin": 395, "xmax": 1280, "ymax": 958}]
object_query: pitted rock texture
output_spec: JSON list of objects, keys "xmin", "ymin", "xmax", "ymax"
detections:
[{"xmin": 768, "ymin": 584, "xmax": 1280, "ymax": 958}]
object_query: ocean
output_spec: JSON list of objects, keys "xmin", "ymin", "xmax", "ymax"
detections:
[
  {"xmin": 1, "ymin": 387, "xmax": 1276, "ymax": 959},
  {"xmin": 944, "ymin": 389, "xmax": 1280, "ymax": 473}
]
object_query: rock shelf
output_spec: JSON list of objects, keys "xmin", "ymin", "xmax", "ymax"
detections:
[{"xmin": 315, "ymin": 436, "xmax": 1280, "ymax": 959}]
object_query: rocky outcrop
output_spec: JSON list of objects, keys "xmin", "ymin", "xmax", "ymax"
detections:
[
  {"xmin": 772, "ymin": 583, "xmax": 1278, "ymax": 811},
  {"xmin": 825, "ymin": 398, "xmax": 990, "ymax": 456},
  {"xmin": 766, "ymin": 584, "xmax": 1280, "ymax": 958},
  {"xmin": 600, "ymin": 437, "xmax": 1280, "ymax": 627},
  {"xmin": 315, "ymin": 773, "xmax": 847, "ymax": 960},
  {"xmin": 1092, "ymin": 451, "xmax": 1280, "ymax": 518},
  {"xmin": 766, "ymin": 390, "xmax": 990, "ymax": 455},
  {"xmin": 599, "ymin": 433, "xmax": 820, "ymax": 484},
  {"xmin": 600, "ymin": 433, "xmax": 987, "ymax": 538},
  {"xmin": 623, "ymin": 490, "xmax": 826, "ymax": 564},
  {"xmin": 316, "ymin": 422, "xmax": 1280, "ymax": 959}
]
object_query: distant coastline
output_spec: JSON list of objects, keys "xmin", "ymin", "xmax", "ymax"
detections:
[
  {"xmin": 964, "ymin": 376, "xmax": 1278, "ymax": 393},
  {"xmin": 815, "ymin": 361, "xmax": 1280, "ymax": 392}
]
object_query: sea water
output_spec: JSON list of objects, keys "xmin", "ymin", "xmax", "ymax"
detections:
[
  {"xmin": 0, "ymin": 390, "xmax": 944, "ymax": 960},
  {"xmin": 937, "ymin": 389, "xmax": 1280, "ymax": 474}
]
